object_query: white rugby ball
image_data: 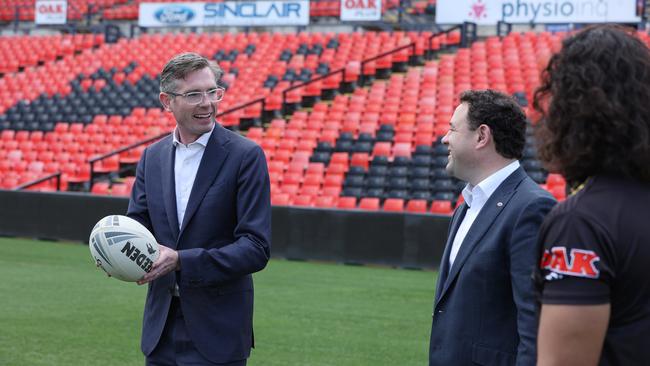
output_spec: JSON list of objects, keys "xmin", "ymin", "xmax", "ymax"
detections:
[{"xmin": 89, "ymin": 215, "xmax": 159, "ymax": 282}]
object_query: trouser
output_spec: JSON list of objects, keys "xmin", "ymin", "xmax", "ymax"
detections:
[{"xmin": 146, "ymin": 297, "xmax": 247, "ymax": 366}]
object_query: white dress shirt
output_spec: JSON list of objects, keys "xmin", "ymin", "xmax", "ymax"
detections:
[
  {"xmin": 173, "ymin": 125, "xmax": 214, "ymax": 229},
  {"xmin": 448, "ymin": 160, "xmax": 520, "ymax": 268}
]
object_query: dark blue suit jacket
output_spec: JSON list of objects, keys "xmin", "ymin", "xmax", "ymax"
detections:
[
  {"xmin": 429, "ymin": 167, "xmax": 555, "ymax": 366},
  {"xmin": 127, "ymin": 124, "xmax": 271, "ymax": 363}
]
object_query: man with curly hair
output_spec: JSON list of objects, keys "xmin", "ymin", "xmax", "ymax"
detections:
[{"xmin": 534, "ymin": 25, "xmax": 650, "ymax": 366}]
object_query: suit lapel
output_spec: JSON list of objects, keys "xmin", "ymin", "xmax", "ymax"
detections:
[
  {"xmin": 435, "ymin": 203, "xmax": 467, "ymax": 304},
  {"xmin": 160, "ymin": 137, "xmax": 180, "ymax": 244},
  {"xmin": 177, "ymin": 124, "xmax": 230, "ymax": 240},
  {"xmin": 437, "ymin": 168, "xmax": 528, "ymax": 304}
]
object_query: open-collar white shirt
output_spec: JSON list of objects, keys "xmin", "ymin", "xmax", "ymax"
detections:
[
  {"xmin": 172, "ymin": 124, "xmax": 214, "ymax": 229},
  {"xmin": 448, "ymin": 160, "xmax": 520, "ymax": 267}
]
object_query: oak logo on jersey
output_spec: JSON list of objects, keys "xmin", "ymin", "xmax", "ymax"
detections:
[{"xmin": 540, "ymin": 246, "xmax": 600, "ymax": 279}]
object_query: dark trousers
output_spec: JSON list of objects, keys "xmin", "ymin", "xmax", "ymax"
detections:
[{"xmin": 145, "ymin": 298, "xmax": 247, "ymax": 366}]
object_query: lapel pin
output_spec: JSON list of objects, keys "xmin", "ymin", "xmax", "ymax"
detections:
[{"xmin": 497, "ymin": 202, "xmax": 503, "ymax": 207}]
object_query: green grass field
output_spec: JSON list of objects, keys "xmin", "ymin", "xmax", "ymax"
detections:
[{"xmin": 0, "ymin": 238, "xmax": 437, "ymax": 366}]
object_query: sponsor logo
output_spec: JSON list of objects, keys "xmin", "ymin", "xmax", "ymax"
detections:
[
  {"xmin": 469, "ymin": 0, "xmax": 488, "ymax": 20},
  {"xmin": 155, "ymin": 5, "xmax": 195, "ymax": 24},
  {"xmin": 37, "ymin": 3, "xmax": 64, "ymax": 14},
  {"xmin": 501, "ymin": 0, "xmax": 609, "ymax": 23},
  {"xmin": 121, "ymin": 241, "xmax": 154, "ymax": 273},
  {"xmin": 343, "ymin": 0, "xmax": 377, "ymax": 10},
  {"xmin": 540, "ymin": 246, "xmax": 600, "ymax": 279},
  {"xmin": 204, "ymin": 2, "xmax": 303, "ymax": 19},
  {"xmin": 146, "ymin": 242, "xmax": 157, "ymax": 255}
]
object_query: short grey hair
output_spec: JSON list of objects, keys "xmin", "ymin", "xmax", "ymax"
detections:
[{"xmin": 159, "ymin": 52, "xmax": 222, "ymax": 93}]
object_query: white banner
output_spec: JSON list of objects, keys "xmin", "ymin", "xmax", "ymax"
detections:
[
  {"xmin": 35, "ymin": 0, "xmax": 67, "ymax": 25},
  {"xmin": 436, "ymin": 0, "xmax": 640, "ymax": 25},
  {"xmin": 139, "ymin": 1, "xmax": 310, "ymax": 27},
  {"xmin": 340, "ymin": 0, "xmax": 382, "ymax": 21}
]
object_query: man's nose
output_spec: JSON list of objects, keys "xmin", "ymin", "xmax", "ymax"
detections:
[{"xmin": 441, "ymin": 132, "xmax": 450, "ymax": 144}]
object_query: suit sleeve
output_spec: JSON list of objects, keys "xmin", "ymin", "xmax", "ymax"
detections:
[
  {"xmin": 126, "ymin": 147, "xmax": 153, "ymax": 232},
  {"xmin": 509, "ymin": 195, "xmax": 556, "ymax": 366},
  {"xmin": 178, "ymin": 144, "xmax": 271, "ymax": 286}
]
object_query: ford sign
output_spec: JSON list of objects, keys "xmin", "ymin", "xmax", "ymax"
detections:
[{"xmin": 154, "ymin": 5, "xmax": 195, "ymax": 24}]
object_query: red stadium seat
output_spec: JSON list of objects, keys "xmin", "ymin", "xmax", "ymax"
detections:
[
  {"xmin": 359, "ymin": 198, "xmax": 380, "ymax": 211},
  {"xmin": 430, "ymin": 200, "xmax": 453, "ymax": 214},
  {"xmin": 111, "ymin": 183, "xmax": 130, "ymax": 197},
  {"xmin": 292, "ymin": 195, "xmax": 313, "ymax": 207},
  {"xmin": 91, "ymin": 181, "xmax": 110, "ymax": 195},
  {"xmin": 337, "ymin": 196, "xmax": 357, "ymax": 209},
  {"xmin": 406, "ymin": 199, "xmax": 428, "ymax": 213},
  {"xmin": 271, "ymin": 193, "xmax": 290, "ymax": 206},
  {"xmin": 383, "ymin": 198, "xmax": 405, "ymax": 212}
]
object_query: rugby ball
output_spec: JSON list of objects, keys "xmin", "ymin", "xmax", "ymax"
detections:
[{"xmin": 89, "ymin": 215, "xmax": 159, "ymax": 282}]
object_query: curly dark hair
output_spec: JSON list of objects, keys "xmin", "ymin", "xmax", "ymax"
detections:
[
  {"xmin": 460, "ymin": 90, "xmax": 526, "ymax": 160},
  {"xmin": 533, "ymin": 25, "xmax": 650, "ymax": 185}
]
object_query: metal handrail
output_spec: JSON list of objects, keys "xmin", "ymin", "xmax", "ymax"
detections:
[
  {"xmin": 14, "ymin": 172, "xmax": 61, "ymax": 191},
  {"xmin": 281, "ymin": 68, "xmax": 346, "ymax": 114},
  {"xmin": 358, "ymin": 42, "xmax": 416, "ymax": 84},
  {"xmin": 216, "ymin": 97, "xmax": 266, "ymax": 118},
  {"xmin": 87, "ymin": 131, "xmax": 170, "ymax": 190},
  {"xmin": 428, "ymin": 24, "xmax": 463, "ymax": 57}
]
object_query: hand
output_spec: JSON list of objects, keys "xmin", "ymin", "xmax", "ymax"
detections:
[{"xmin": 137, "ymin": 244, "xmax": 180, "ymax": 285}]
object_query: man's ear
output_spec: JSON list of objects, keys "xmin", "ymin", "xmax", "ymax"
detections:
[
  {"xmin": 159, "ymin": 92, "xmax": 172, "ymax": 112},
  {"xmin": 476, "ymin": 124, "xmax": 491, "ymax": 149}
]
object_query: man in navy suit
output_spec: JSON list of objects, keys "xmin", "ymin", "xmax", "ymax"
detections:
[
  {"xmin": 127, "ymin": 52, "xmax": 271, "ymax": 366},
  {"xmin": 429, "ymin": 90, "xmax": 555, "ymax": 366}
]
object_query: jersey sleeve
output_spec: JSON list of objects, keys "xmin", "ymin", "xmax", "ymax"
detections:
[{"xmin": 538, "ymin": 210, "xmax": 614, "ymax": 305}]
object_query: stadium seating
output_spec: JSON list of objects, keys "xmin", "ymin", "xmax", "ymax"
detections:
[
  {"xmin": 0, "ymin": 34, "xmax": 104, "ymax": 74},
  {"xmin": 0, "ymin": 28, "xmax": 586, "ymax": 215},
  {"xmin": 0, "ymin": 30, "xmax": 446, "ymax": 192}
]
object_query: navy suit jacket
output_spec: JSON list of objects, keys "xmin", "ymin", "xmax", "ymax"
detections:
[
  {"xmin": 127, "ymin": 123, "xmax": 271, "ymax": 364},
  {"xmin": 429, "ymin": 167, "xmax": 555, "ymax": 366}
]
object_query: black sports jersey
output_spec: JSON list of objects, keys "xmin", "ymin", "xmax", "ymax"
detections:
[{"xmin": 537, "ymin": 175, "xmax": 650, "ymax": 365}]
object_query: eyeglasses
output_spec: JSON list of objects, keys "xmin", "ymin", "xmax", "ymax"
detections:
[{"xmin": 166, "ymin": 87, "xmax": 225, "ymax": 105}]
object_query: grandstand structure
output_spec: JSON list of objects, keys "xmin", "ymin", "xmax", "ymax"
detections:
[
  {"xmin": 0, "ymin": 1, "xmax": 584, "ymax": 216},
  {"xmin": 0, "ymin": 25, "xmax": 576, "ymax": 214},
  {"xmin": 3, "ymin": 0, "xmax": 648, "ymax": 269}
]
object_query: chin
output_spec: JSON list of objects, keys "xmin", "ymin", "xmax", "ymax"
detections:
[{"xmin": 445, "ymin": 165, "xmax": 453, "ymax": 175}]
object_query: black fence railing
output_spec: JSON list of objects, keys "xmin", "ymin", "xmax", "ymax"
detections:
[
  {"xmin": 17, "ymin": 23, "xmax": 476, "ymax": 193},
  {"xmin": 14, "ymin": 172, "xmax": 61, "ymax": 191},
  {"xmin": 281, "ymin": 68, "xmax": 346, "ymax": 115},
  {"xmin": 87, "ymin": 131, "xmax": 170, "ymax": 191}
]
